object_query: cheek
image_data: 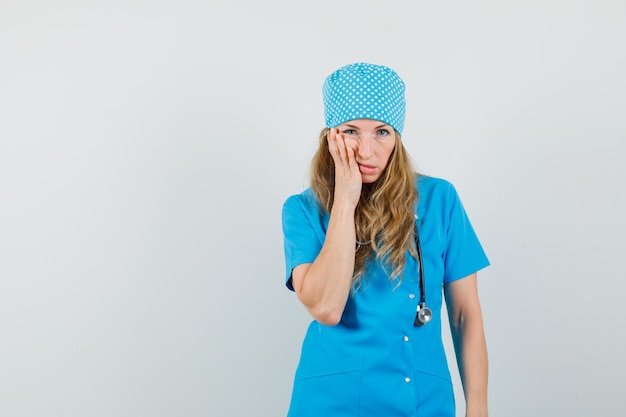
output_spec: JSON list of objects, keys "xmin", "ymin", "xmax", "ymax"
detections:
[{"xmin": 379, "ymin": 142, "xmax": 396, "ymax": 165}]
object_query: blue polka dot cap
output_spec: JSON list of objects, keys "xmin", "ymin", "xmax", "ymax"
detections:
[{"xmin": 323, "ymin": 62, "xmax": 406, "ymax": 135}]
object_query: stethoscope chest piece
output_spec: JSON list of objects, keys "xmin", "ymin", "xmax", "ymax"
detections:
[{"xmin": 414, "ymin": 303, "xmax": 433, "ymax": 326}]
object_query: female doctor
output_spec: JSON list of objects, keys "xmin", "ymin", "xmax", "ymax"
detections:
[{"xmin": 281, "ymin": 62, "xmax": 490, "ymax": 417}]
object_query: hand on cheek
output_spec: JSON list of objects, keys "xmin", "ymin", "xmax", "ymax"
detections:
[{"xmin": 327, "ymin": 128, "xmax": 362, "ymax": 209}]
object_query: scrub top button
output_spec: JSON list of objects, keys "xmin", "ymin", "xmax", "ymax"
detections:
[
  {"xmin": 405, "ymin": 377, "xmax": 411, "ymax": 383},
  {"xmin": 408, "ymin": 293, "xmax": 415, "ymax": 299},
  {"xmin": 403, "ymin": 336, "xmax": 409, "ymax": 342}
]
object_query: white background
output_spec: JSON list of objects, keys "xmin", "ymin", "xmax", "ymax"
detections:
[{"xmin": 1, "ymin": 1, "xmax": 625, "ymax": 416}]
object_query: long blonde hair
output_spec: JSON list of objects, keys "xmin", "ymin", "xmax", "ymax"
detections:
[{"xmin": 310, "ymin": 128, "xmax": 419, "ymax": 289}]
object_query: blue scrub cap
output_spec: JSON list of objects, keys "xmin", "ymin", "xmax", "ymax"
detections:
[{"xmin": 322, "ymin": 62, "xmax": 406, "ymax": 135}]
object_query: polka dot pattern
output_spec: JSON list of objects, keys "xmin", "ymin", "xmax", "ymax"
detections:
[{"xmin": 322, "ymin": 62, "xmax": 406, "ymax": 135}]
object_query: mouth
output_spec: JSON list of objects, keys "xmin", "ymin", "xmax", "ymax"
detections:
[{"xmin": 358, "ymin": 162, "xmax": 377, "ymax": 175}]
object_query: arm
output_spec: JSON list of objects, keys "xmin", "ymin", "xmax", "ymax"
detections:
[
  {"xmin": 444, "ymin": 273, "xmax": 489, "ymax": 417},
  {"xmin": 291, "ymin": 129, "xmax": 362, "ymax": 326}
]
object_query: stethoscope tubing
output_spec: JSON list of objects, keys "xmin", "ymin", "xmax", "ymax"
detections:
[{"xmin": 414, "ymin": 215, "xmax": 432, "ymax": 326}]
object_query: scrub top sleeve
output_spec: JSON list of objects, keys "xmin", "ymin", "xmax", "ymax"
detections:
[
  {"xmin": 443, "ymin": 184, "xmax": 490, "ymax": 283},
  {"xmin": 282, "ymin": 195, "xmax": 324, "ymax": 291}
]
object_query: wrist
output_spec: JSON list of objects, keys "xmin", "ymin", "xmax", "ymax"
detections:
[
  {"xmin": 465, "ymin": 401, "xmax": 488, "ymax": 417},
  {"xmin": 331, "ymin": 199, "xmax": 357, "ymax": 216}
]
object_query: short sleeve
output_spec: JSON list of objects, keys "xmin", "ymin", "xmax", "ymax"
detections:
[
  {"xmin": 442, "ymin": 185, "xmax": 490, "ymax": 283},
  {"xmin": 282, "ymin": 193, "xmax": 325, "ymax": 291}
]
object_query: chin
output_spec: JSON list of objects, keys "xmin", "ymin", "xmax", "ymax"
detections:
[{"xmin": 361, "ymin": 175, "xmax": 381, "ymax": 184}]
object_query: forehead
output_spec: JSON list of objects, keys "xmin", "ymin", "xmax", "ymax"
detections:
[{"xmin": 338, "ymin": 119, "xmax": 392, "ymax": 129}]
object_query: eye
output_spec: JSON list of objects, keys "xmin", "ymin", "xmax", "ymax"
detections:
[
  {"xmin": 376, "ymin": 129, "xmax": 391, "ymax": 139},
  {"xmin": 341, "ymin": 129, "xmax": 360, "ymax": 140}
]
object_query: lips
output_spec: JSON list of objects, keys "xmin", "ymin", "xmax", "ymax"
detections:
[{"xmin": 358, "ymin": 163, "xmax": 377, "ymax": 175}]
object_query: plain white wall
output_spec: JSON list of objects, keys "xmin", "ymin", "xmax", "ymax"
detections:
[{"xmin": 1, "ymin": 1, "xmax": 625, "ymax": 416}]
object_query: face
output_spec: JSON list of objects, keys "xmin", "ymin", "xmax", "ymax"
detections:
[{"xmin": 337, "ymin": 119, "xmax": 396, "ymax": 183}]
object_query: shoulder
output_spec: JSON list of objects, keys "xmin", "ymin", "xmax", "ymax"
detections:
[
  {"xmin": 283, "ymin": 188, "xmax": 318, "ymax": 210},
  {"xmin": 416, "ymin": 174, "xmax": 458, "ymax": 197},
  {"xmin": 282, "ymin": 188, "xmax": 323, "ymax": 220},
  {"xmin": 415, "ymin": 175, "xmax": 465, "ymax": 218},
  {"xmin": 282, "ymin": 188, "xmax": 329, "ymax": 243}
]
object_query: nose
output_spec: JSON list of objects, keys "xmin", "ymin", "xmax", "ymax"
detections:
[{"xmin": 357, "ymin": 135, "xmax": 374, "ymax": 159}]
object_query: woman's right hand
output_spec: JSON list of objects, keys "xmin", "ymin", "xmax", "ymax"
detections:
[
  {"xmin": 327, "ymin": 128, "xmax": 362, "ymax": 210},
  {"xmin": 291, "ymin": 129, "xmax": 360, "ymax": 326}
]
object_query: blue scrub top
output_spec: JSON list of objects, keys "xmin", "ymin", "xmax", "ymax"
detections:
[{"xmin": 281, "ymin": 175, "xmax": 490, "ymax": 417}]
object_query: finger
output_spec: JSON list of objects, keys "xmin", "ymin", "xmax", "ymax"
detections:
[
  {"xmin": 327, "ymin": 127, "xmax": 336, "ymax": 143},
  {"xmin": 336, "ymin": 134, "xmax": 348, "ymax": 162},
  {"xmin": 346, "ymin": 143, "xmax": 359, "ymax": 170},
  {"xmin": 346, "ymin": 146, "xmax": 362, "ymax": 180},
  {"xmin": 327, "ymin": 129, "xmax": 340, "ymax": 160}
]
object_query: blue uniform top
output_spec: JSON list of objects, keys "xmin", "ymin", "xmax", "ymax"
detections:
[{"xmin": 281, "ymin": 175, "xmax": 490, "ymax": 417}]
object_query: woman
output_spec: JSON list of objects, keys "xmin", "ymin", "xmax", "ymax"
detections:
[{"xmin": 281, "ymin": 62, "xmax": 490, "ymax": 417}]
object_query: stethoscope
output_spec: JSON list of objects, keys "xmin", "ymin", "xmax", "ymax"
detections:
[{"xmin": 413, "ymin": 214, "xmax": 433, "ymax": 326}]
